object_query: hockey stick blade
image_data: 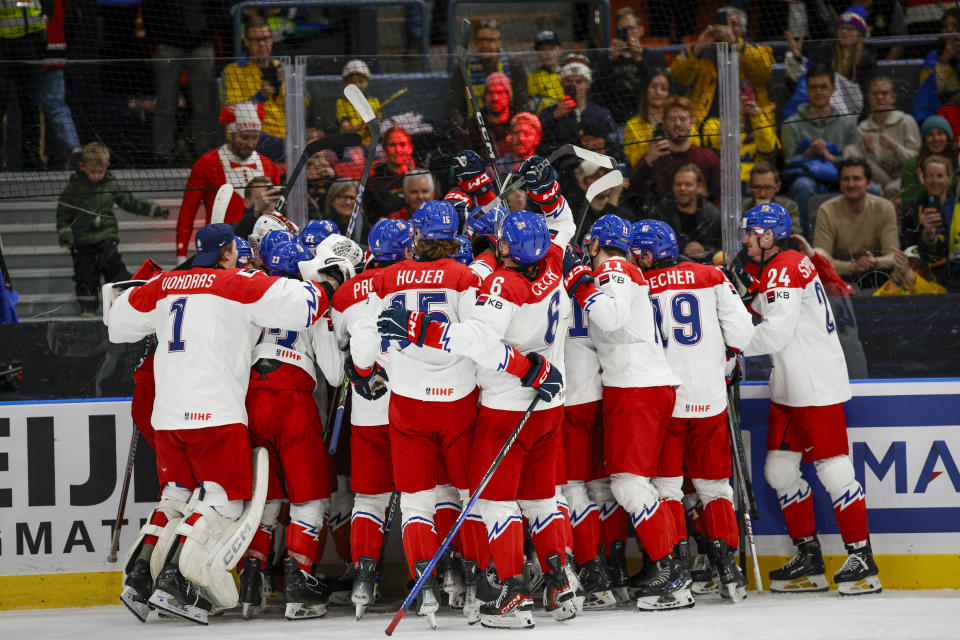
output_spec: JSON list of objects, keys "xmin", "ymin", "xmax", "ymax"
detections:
[
  {"xmin": 209, "ymin": 184, "xmax": 233, "ymax": 224},
  {"xmin": 572, "ymin": 146, "xmax": 615, "ymax": 169},
  {"xmin": 345, "ymin": 84, "xmax": 377, "ymax": 124},
  {"xmin": 585, "ymin": 168, "xmax": 623, "ymax": 203}
]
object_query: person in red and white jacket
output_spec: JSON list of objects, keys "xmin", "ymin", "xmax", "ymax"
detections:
[{"xmin": 175, "ymin": 103, "xmax": 281, "ymax": 259}]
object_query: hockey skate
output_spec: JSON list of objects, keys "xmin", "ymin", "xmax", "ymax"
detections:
[
  {"xmin": 543, "ymin": 554, "xmax": 577, "ymax": 622},
  {"xmin": 564, "ymin": 554, "xmax": 586, "ymax": 614},
  {"xmin": 148, "ymin": 563, "xmax": 213, "ymax": 625},
  {"xmin": 479, "ymin": 576, "xmax": 535, "ymax": 629},
  {"xmin": 834, "ymin": 542, "xmax": 882, "ymax": 596},
  {"xmin": 710, "ymin": 541, "xmax": 747, "ymax": 603},
  {"xmin": 120, "ymin": 558, "xmax": 154, "ymax": 622},
  {"xmin": 578, "ymin": 555, "xmax": 618, "ymax": 610},
  {"xmin": 351, "ymin": 556, "xmax": 379, "ymax": 620},
  {"xmin": 634, "ymin": 556, "xmax": 695, "ymax": 611},
  {"xmin": 413, "ymin": 559, "xmax": 440, "ymax": 629},
  {"xmin": 283, "ymin": 556, "xmax": 329, "ymax": 620},
  {"xmin": 324, "ymin": 560, "xmax": 357, "ymax": 605},
  {"xmin": 606, "ymin": 540, "xmax": 631, "ymax": 603},
  {"xmin": 438, "ymin": 547, "xmax": 466, "ymax": 609},
  {"xmin": 462, "ymin": 559, "xmax": 501, "ymax": 625},
  {"xmin": 769, "ymin": 537, "xmax": 829, "ymax": 593},
  {"xmin": 239, "ymin": 557, "xmax": 269, "ymax": 619},
  {"xmin": 691, "ymin": 552, "xmax": 719, "ymax": 595}
]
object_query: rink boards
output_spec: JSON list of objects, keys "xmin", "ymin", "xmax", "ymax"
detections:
[{"xmin": 0, "ymin": 379, "xmax": 958, "ymax": 609}]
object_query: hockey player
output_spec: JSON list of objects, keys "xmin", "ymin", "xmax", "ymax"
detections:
[
  {"xmin": 735, "ymin": 203, "xmax": 880, "ymax": 595},
  {"xmin": 301, "ymin": 219, "xmax": 340, "ymax": 255},
  {"xmin": 632, "ymin": 219, "xmax": 755, "ymax": 602},
  {"xmin": 105, "ymin": 223, "xmax": 350, "ymax": 624},
  {"xmin": 235, "ymin": 237, "xmax": 254, "ymax": 268},
  {"xmin": 377, "ymin": 156, "xmax": 577, "ymax": 629},
  {"xmin": 239, "ymin": 240, "xmax": 350, "ymax": 620},
  {"xmin": 330, "ymin": 218, "xmax": 411, "ymax": 619},
  {"xmin": 561, "ymin": 214, "xmax": 689, "ymax": 611},
  {"xmin": 348, "ymin": 200, "xmax": 482, "ymax": 628}
]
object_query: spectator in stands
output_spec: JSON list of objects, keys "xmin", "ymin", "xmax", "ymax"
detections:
[
  {"xmin": 538, "ymin": 57, "xmax": 616, "ymax": 154},
  {"xmin": 592, "ymin": 7, "xmax": 667, "ymax": 126},
  {"xmin": 741, "ymin": 162, "xmax": 803, "ymax": 236},
  {"xmin": 176, "ymin": 103, "xmax": 281, "ymax": 260},
  {"xmin": 669, "ymin": 7, "xmax": 775, "ymax": 129},
  {"xmin": 499, "ymin": 112, "xmax": 543, "ymax": 172},
  {"xmin": 234, "ymin": 175, "xmax": 282, "ymax": 238},
  {"xmin": 899, "ymin": 154, "xmax": 957, "ymax": 287},
  {"xmin": 56, "ymin": 143, "xmax": 168, "ymax": 316},
  {"xmin": 367, "ymin": 126, "xmax": 416, "ymax": 220},
  {"xmin": 911, "ymin": 9, "xmax": 960, "ymax": 122},
  {"xmin": 814, "ymin": 159, "xmax": 899, "ymax": 287},
  {"xmin": 782, "ymin": 64, "xmax": 861, "ymax": 237},
  {"xmin": 306, "ymin": 147, "xmax": 339, "ymax": 220},
  {"xmin": 0, "ymin": 0, "xmax": 45, "ymax": 170},
  {"xmin": 785, "ymin": 6, "xmax": 878, "ymax": 117},
  {"xmin": 448, "ymin": 19, "xmax": 527, "ymax": 128},
  {"xmin": 222, "ymin": 16, "xmax": 287, "ymax": 163},
  {"xmin": 624, "ymin": 69, "xmax": 687, "ymax": 169},
  {"xmin": 900, "ymin": 115, "xmax": 957, "ymax": 205},
  {"xmin": 873, "ymin": 246, "xmax": 947, "ymax": 295},
  {"xmin": 701, "ymin": 86, "xmax": 780, "ymax": 185},
  {"xmin": 142, "ymin": 0, "xmax": 218, "ymax": 167},
  {"xmin": 462, "ymin": 72, "xmax": 513, "ymax": 156},
  {"xmin": 627, "ymin": 97, "xmax": 721, "ymax": 206},
  {"xmin": 506, "ymin": 188, "xmax": 528, "ymax": 212},
  {"xmin": 337, "ymin": 60, "xmax": 383, "ymax": 146},
  {"xmin": 569, "ymin": 162, "xmax": 633, "ymax": 247},
  {"xmin": 323, "ymin": 179, "xmax": 361, "ymax": 236},
  {"xmin": 526, "ymin": 30, "xmax": 564, "ymax": 114},
  {"xmin": 845, "ymin": 76, "xmax": 921, "ymax": 198},
  {"xmin": 38, "ymin": 0, "xmax": 81, "ymax": 170},
  {"xmin": 387, "ymin": 172, "xmax": 436, "ymax": 221},
  {"xmin": 654, "ymin": 163, "xmax": 722, "ymax": 263}
]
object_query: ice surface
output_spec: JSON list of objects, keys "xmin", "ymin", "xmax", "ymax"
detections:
[{"xmin": 2, "ymin": 591, "xmax": 958, "ymax": 640}]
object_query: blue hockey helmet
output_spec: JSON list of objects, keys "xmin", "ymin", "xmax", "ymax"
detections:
[
  {"xmin": 466, "ymin": 203, "xmax": 509, "ymax": 241},
  {"xmin": 300, "ymin": 219, "xmax": 339, "ymax": 254},
  {"xmin": 587, "ymin": 214, "xmax": 632, "ymax": 253},
  {"xmin": 743, "ymin": 202, "xmax": 792, "ymax": 241},
  {"xmin": 267, "ymin": 241, "xmax": 313, "ymax": 277},
  {"xmin": 412, "ymin": 200, "xmax": 459, "ymax": 240},
  {"xmin": 452, "ymin": 236, "xmax": 473, "ymax": 265},
  {"xmin": 497, "ymin": 210, "xmax": 551, "ymax": 264},
  {"xmin": 234, "ymin": 235, "xmax": 253, "ymax": 267},
  {"xmin": 259, "ymin": 229, "xmax": 297, "ymax": 264},
  {"xmin": 631, "ymin": 219, "xmax": 678, "ymax": 260},
  {"xmin": 367, "ymin": 218, "xmax": 414, "ymax": 262}
]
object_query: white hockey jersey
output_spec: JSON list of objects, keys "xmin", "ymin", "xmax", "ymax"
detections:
[
  {"xmin": 745, "ymin": 249, "xmax": 851, "ymax": 407},
  {"xmin": 564, "ymin": 296, "xmax": 602, "ymax": 406},
  {"xmin": 331, "ymin": 267, "xmax": 391, "ymax": 426},
  {"xmin": 351, "ymin": 257, "xmax": 480, "ymax": 402},
  {"xmin": 252, "ymin": 313, "xmax": 344, "ymax": 388},
  {"xmin": 645, "ymin": 261, "xmax": 755, "ymax": 418},
  {"xmin": 425, "ymin": 200, "xmax": 576, "ymax": 412},
  {"xmin": 107, "ymin": 267, "xmax": 331, "ymax": 430},
  {"xmin": 575, "ymin": 257, "xmax": 681, "ymax": 389}
]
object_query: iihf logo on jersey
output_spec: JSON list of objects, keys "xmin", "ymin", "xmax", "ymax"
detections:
[
  {"xmin": 425, "ymin": 387, "xmax": 454, "ymax": 396},
  {"xmin": 184, "ymin": 411, "xmax": 212, "ymax": 421}
]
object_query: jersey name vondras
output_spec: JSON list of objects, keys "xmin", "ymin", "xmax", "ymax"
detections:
[
  {"xmin": 161, "ymin": 272, "xmax": 217, "ymax": 290},
  {"xmin": 396, "ymin": 269, "xmax": 446, "ymax": 286}
]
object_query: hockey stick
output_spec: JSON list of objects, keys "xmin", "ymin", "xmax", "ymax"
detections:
[
  {"xmin": 385, "ymin": 395, "xmax": 541, "ymax": 635},
  {"xmin": 380, "ymin": 87, "xmax": 408, "ymax": 110},
  {"xmin": 573, "ymin": 169, "xmax": 624, "ymax": 244},
  {"xmin": 328, "ymin": 376, "xmax": 350, "ymax": 454},
  {"xmin": 477, "ymin": 145, "xmax": 615, "ymax": 217},
  {"xmin": 344, "ymin": 84, "xmax": 382, "ymax": 243},
  {"xmin": 727, "ymin": 385, "xmax": 763, "ymax": 591},
  {"xmin": 209, "ymin": 183, "xmax": 234, "ymax": 224},
  {"xmin": 275, "ymin": 132, "xmax": 361, "ymax": 216},
  {"xmin": 376, "ymin": 490, "xmax": 401, "ymax": 573},
  {"xmin": 106, "ymin": 424, "xmax": 140, "ymax": 562},
  {"xmin": 456, "ymin": 18, "xmax": 504, "ymax": 192}
]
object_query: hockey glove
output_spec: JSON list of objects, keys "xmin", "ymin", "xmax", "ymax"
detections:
[
  {"xmin": 377, "ymin": 308, "xmax": 440, "ymax": 348},
  {"xmin": 724, "ymin": 347, "xmax": 743, "ymax": 386},
  {"xmin": 453, "ymin": 150, "xmax": 495, "ymax": 202},
  {"xmin": 344, "ymin": 356, "xmax": 389, "ymax": 401},
  {"xmin": 562, "ymin": 248, "xmax": 594, "ymax": 298},
  {"xmin": 518, "ymin": 352, "xmax": 564, "ymax": 402},
  {"xmin": 723, "ymin": 254, "xmax": 759, "ymax": 306},
  {"xmin": 518, "ymin": 155, "xmax": 561, "ymax": 208}
]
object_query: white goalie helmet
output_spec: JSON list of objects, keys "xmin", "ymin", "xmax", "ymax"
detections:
[
  {"xmin": 249, "ymin": 212, "xmax": 299, "ymax": 254},
  {"xmin": 318, "ymin": 233, "xmax": 364, "ymax": 268}
]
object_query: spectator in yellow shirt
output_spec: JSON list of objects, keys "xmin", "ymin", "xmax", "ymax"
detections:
[
  {"xmin": 526, "ymin": 30, "xmax": 564, "ymax": 114},
  {"xmin": 336, "ymin": 59, "xmax": 383, "ymax": 146}
]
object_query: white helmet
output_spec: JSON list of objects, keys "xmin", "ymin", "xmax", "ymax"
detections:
[
  {"xmin": 342, "ymin": 59, "xmax": 371, "ymax": 79},
  {"xmin": 319, "ymin": 233, "xmax": 364, "ymax": 268},
  {"xmin": 249, "ymin": 212, "xmax": 299, "ymax": 254},
  {"xmin": 298, "ymin": 246, "xmax": 356, "ymax": 285}
]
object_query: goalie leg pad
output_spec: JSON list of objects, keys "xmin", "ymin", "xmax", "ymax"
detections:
[
  {"xmin": 149, "ymin": 484, "xmax": 198, "ymax": 580},
  {"xmin": 177, "ymin": 447, "xmax": 269, "ymax": 610}
]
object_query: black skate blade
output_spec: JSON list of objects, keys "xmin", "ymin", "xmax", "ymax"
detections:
[
  {"xmin": 147, "ymin": 589, "xmax": 209, "ymax": 625},
  {"xmin": 120, "ymin": 586, "xmax": 152, "ymax": 622},
  {"xmin": 285, "ymin": 602, "xmax": 328, "ymax": 620}
]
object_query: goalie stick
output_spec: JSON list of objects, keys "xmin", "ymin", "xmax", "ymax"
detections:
[
  {"xmin": 106, "ymin": 425, "xmax": 140, "ymax": 562},
  {"xmin": 456, "ymin": 18, "xmax": 504, "ymax": 192},
  {"xmin": 344, "ymin": 84, "xmax": 382, "ymax": 243},
  {"xmin": 209, "ymin": 183, "xmax": 234, "ymax": 224},
  {"xmin": 385, "ymin": 396, "xmax": 540, "ymax": 635},
  {"xmin": 573, "ymin": 168, "xmax": 624, "ymax": 243},
  {"xmin": 275, "ymin": 132, "xmax": 361, "ymax": 216}
]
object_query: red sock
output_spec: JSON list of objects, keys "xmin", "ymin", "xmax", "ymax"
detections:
[
  {"xmin": 665, "ymin": 499, "xmax": 686, "ymax": 546},
  {"xmin": 350, "ymin": 511, "xmax": 385, "ymax": 563},
  {"xmin": 557, "ymin": 501, "xmax": 575, "ymax": 556},
  {"xmin": 631, "ymin": 501, "xmax": 677, "ymax": 562},
  {"xmin": 244, "ymin": 523, "xmax": 274, "ymax": 569},
  {"xmin": 312, "ymin": 518, "xmax": 329, "ymax": 566},
  {"xmin": 570, "ymin": 506, "xmax": 600, "ymax": 564},
  {"xmin": 433, "ymin": 502, "xmax": 462, "ymax": 553},
  {"xmin": 143, "ymin": 509, "xmax": 169, "ymax": 547},
  {"xmin": 599, "ymin": 502, "xmax": 626, "ymax": 553},
  {"xmin": 833, "ymin": 486, "xmax": 869, "ymax": 545},
  {"xmin": 779, "ymin": 487, "xmax": 816, "ymax": 540},
  {"xmin": 286, "ymin": 520, "xmax": 322, "ymax": 571},
  {"xmin": 703, "ymin": 498, "xmax": 739, "ymax": 548},
  {"xmin": 461, "ymin": 515, "xmax": 491, "ymax": 569},
  {"xmin": 531, "ymin": 514, "xmax": 569, "ymax": 573},
  {"xmin": 487, "ymin": 516, "xmax": 524, "ymax": 580},
  {"xmin": 401, "ymin": 519, "xmax": 439, "ymax": 578}
]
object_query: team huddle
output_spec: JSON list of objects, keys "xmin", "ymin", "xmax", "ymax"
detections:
[{"xmin": 103, "ymin": 150, "xmax": 882, "ymax": 630}]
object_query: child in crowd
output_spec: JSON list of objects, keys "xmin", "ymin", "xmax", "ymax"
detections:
[{"xmin": 337, "ymin": 59, "xmax": 383, "ymax": 146}]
